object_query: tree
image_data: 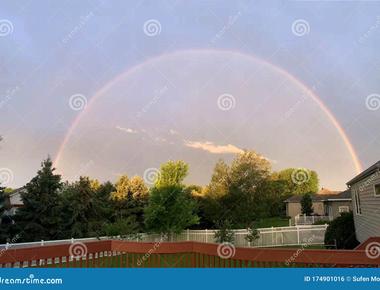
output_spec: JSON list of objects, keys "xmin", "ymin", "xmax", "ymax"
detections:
[
  {"xmin": 144, "ymin": 185, "xmax": 199, "ymax": 238},
  {"xmin": 110, "ymin": 175, "xmax": 147, "ymax": 230},
  {"xmin": 203, "ymin": 150, "xmax": 272, "ymax": 228},
  {"xmin": 324, "ymin": 212, "xmax": 359, "ymax": 249},
  {"xmin": 301, "ymin": 193, "xmax": 313, "ymax": 215},
  {"xmin": 60, "ymin": 176, "xmax": 107, "ymax": 238},
  {"xmin": 155, "ymin": 160, "xmax": 189, "ymax": 188},
  {"xmin": 14, "ymin": 157, "xmax": 62, "ymax": 241},
  {"xmin": 89, "ymin": 178, "xmax": 101, "ymax": 191},
  {"xmin": 129, "ymin": 176, "xmax": 149, "ymax": 200},
  {"xmin": 245, "ymin": 223, "xmax": 260, "ymax": 244},
  {"xmin": 255, "ymin": 178, "xmax": 290, "ymax": 217},
  {"xmin": 276, "ymin": 168, "xmax": 319, "ymax": 195},
  {"xmin": 111, "ymin": 175, "xmax": 130, "ymax": 201},
  {"xmin": 214, "ymin": 220, "xmax": 234, "ymax": 243},
  {"xmin": 0, "ymin": 185, "xmax": 7, "ymax": 217}
]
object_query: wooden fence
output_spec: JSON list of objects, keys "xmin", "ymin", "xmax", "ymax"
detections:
[{"xmin": 0, "ymin": 240, "xmax": 378, "ymax": 268}]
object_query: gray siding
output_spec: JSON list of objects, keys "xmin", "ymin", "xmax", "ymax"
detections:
[
  {"xmin": 351, "ymin": 171, "xmax": 380, "ymax": 243},
  {"xmin": 325, "ymin": 200, "xmax": 352, "ymax": 219}
]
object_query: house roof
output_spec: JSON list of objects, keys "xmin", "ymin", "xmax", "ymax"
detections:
[
  {"xmin": 284, "ymin": 189, "xmax": 351, "ymax": 203},
  {"xmin": 7, "ymin": 188, "xmax": 24, "ymax": 206},
  {"xmin": 346, "ymin": 160, "xmax": 380, "ymax": 186}
]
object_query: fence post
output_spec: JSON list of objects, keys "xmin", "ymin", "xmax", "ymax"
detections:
[
  {"xmin": 5, "ymin": 242, "xmax": 9, "ymax": 250},
  {"xmin": 187, "ymin": 229, "xmax": 190, "ymax": 241},
  {"xmin": 71, "ymin": 238, "xmax": 74, "ymax": 244},
  {"xmin": 205, "ymin": 229, "xmax": 208, "ymax": 243},
  {"xmin": 271, "ymin": 227, "xmax": 274, "ymax": 245},
  {"xmin": 312, "ymin": 215, "xmax": 315, "ymax": 224},
  {"xmin": 41, "ymin": 240, "xmax": 44, "ymax": 246},
  {"xmin": 296, "ymin": 226, "xmax": 300, "ymax": 245}
]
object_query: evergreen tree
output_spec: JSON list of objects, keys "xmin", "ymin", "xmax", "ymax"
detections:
[
  {"xmin": 14, "ymin": 157, "xmax": 62, "ymax": 242},
  {"xmin": 301, "ymin": 193, "xmax": 314, "ymax": 215},
  {"xmin": 60, "ymin": 176, "xmax": 105, "ymax": 238}
]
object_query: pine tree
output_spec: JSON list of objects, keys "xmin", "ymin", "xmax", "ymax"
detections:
[
  {"xmin": 60, "ymin": 176, "xmax": 105, "ymax": 238},
  {"xmin": 301, "ymin": 193, "xmax": 314, "ymax": 216},
  {"xmin": 14, "ymin": 157, "xmax": 62, "ymax": 242}
]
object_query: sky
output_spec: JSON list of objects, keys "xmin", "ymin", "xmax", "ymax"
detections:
[{"xmin": 1, "ymin": 0, "xmax": 380, "ymax": 190}]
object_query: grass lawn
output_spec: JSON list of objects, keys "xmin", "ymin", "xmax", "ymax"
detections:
[
  {"xmin": 254, "ymin": 217, "xmax": 290, "ymax": 228},
  {"xmin": 42, "ymin": 252, "xmax": 300, "ymax": 268},
  {"xmin": 271, "ymin": 245, "xmax": 326, "ymax": 249}
]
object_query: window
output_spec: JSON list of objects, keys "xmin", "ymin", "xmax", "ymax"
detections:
[
  {"xmin": 375, "ymin": 184, "xmax": 380, "ymax": 197},
  {"xmin": 354, "ymin": 188, "xmax": 362, "ymax": 215},
  {"xmin": 338, "ymin": 206, "xmax": 349, "ymax": 213}
]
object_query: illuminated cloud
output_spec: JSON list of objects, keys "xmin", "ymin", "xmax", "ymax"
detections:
[
  {"xmin": 184, "ymin": 140, "xmax": 244, "ymax": 154},
  {"xmin": 115, "ymin": 126, "xmax": 138, "ymax": 134}
]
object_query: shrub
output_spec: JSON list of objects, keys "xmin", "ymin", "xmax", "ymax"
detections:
[
  {"xmin": 245, "ymin": 224, "xmax": 260, "ymax": 244},
  {"xmin": 214, "ymin": 220, "xmax": 234, "ymax": 243},
  {"xmin": 324, "ymin": 212, "xmax": 359, "ymax": 249}
]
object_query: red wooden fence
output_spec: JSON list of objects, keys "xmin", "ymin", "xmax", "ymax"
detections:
[{"xmin": 0, "ymin": 240, "xmax": 378, "ymax": 268}]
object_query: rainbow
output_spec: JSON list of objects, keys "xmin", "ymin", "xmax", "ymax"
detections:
[{"xmin": 54, "ymin": 49, "xmax": 362, "ymax": 174}]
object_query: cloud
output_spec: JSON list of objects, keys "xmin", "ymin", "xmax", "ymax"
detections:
[
  {"xmin": 116, "ymin": 126, "xmax": 138, "ymax": 134},
  {"xmin": 169, "ymin": 129, "xmax": 179, "ymax": 135},
  {"xmin": 184, "ymin": 140, "xmax": 244, "ymax": 154}
]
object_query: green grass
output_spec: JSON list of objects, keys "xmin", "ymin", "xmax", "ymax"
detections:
[
  {"xmin": 43, "ymin": 253, "xmax": 194, "ymax": 268},
  {"xmin": 254, "ymin": 217, "xmax": 290, "ymax": 228},
  {"xmin": 271, "ymin": 245, "xmax": 326, "ymax": 249},
  {"xmin": 39, "ymin": 252, "xmax": 325, "ymax": 268}
]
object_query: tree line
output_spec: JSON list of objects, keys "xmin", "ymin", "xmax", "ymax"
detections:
[{"xmin": 0, "ymin": 150, "xmax": 319, "ymax": 243}]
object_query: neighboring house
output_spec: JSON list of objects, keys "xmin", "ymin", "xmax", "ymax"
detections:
[
  {"xmin": 285, "ymin": 188, "xmax": 352, "ymax": 222},
  {"xmin": 3, "ymin": 188, "xmax": 24, "ymax": 216},
  {"xmin": 347, "ymin": 161, "xmax": 380, "ymax": 243}
]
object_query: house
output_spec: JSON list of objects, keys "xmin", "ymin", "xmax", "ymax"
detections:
[
  {"xmin": 3, "ymin": 188, "xmax": 24, "ymax": 216},
  {"xmin": 285, "ymin": 188, "xmax": 352, "ymax": 222},
  {"xmin": 347, "ymin": 161, "xmax": 380, "ymax": 243}
]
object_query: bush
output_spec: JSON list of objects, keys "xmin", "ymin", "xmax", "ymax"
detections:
[
  {"xmin": 324, "ymin": 212, "xmax": 359, "ymax": 249},
  {"xmin": 245, "ymin": 224, "xmax": 260, "ymax": 244},
  {"xmin": 214, "ymin": 220, "xmax": 234, "ymax": 243}
]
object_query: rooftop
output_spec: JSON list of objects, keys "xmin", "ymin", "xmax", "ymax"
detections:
[{"xmin": 285, "ymin": 189, "xmax": 351, "ymax": 203}]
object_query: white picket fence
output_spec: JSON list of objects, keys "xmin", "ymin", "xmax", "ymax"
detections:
[
  {"xmin": 294, "ymin": 214, "xmax": 332, "ymax": 225},
  {"xmin": 0, "ymin": 225, "xmax": 328, "ymax": 250},
  {"xmin": 136, "ymin": 225, "xmax": 328, "ymax": 247}
]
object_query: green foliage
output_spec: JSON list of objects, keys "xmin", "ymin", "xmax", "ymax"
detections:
[
  {"xmin": 253, "ymin": 217, "xmax": 290, "ymax": 228},
  {"xmin": 155, "ymin": 160, "xmax": 189, "ymax": 188},
  {"xmin": 245, "ymin": 224, "xmax": 260, "ymax": 244},
  {"xmin": 301, "ymin": 193, "xmax": 313, "ymax": 215},
  {"xmin": 255, "ymin": 179, "xmax": 291, "ymax": 217},
  {"xmin": 104, "ymin": 218, "xmax": 140, "ymax": 238},
  {"xmin": 110, "ymin": 175, "xmax": 148, "ymax": 230},
  {"xmin": 324, "ymin": 212, "xmax": 359, "ymax": 249},
  {"xmin": 276, "ymin": 168, "xmax": 319, "ymax": 195},
  {"xmin": 14, "ymin": 157, "xmax": 63, "ymax": 241},
  {"xmin": 60, "ymin": 176, "xmax": 107, "ymax": 238},
  {"xmin": 214, "ymin": 220, "xmax": 235, "ymax": 243},
  {"xmin": 0, "ymin": 185, "xmax": 7, "ymax": 216},
  {"xmin": 145, "ymin": 185, "xmax": 199, "ymax": 236},
  {"xmin": 203, "ymin": 150, "xmax": 272, "ymax": 228}
]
